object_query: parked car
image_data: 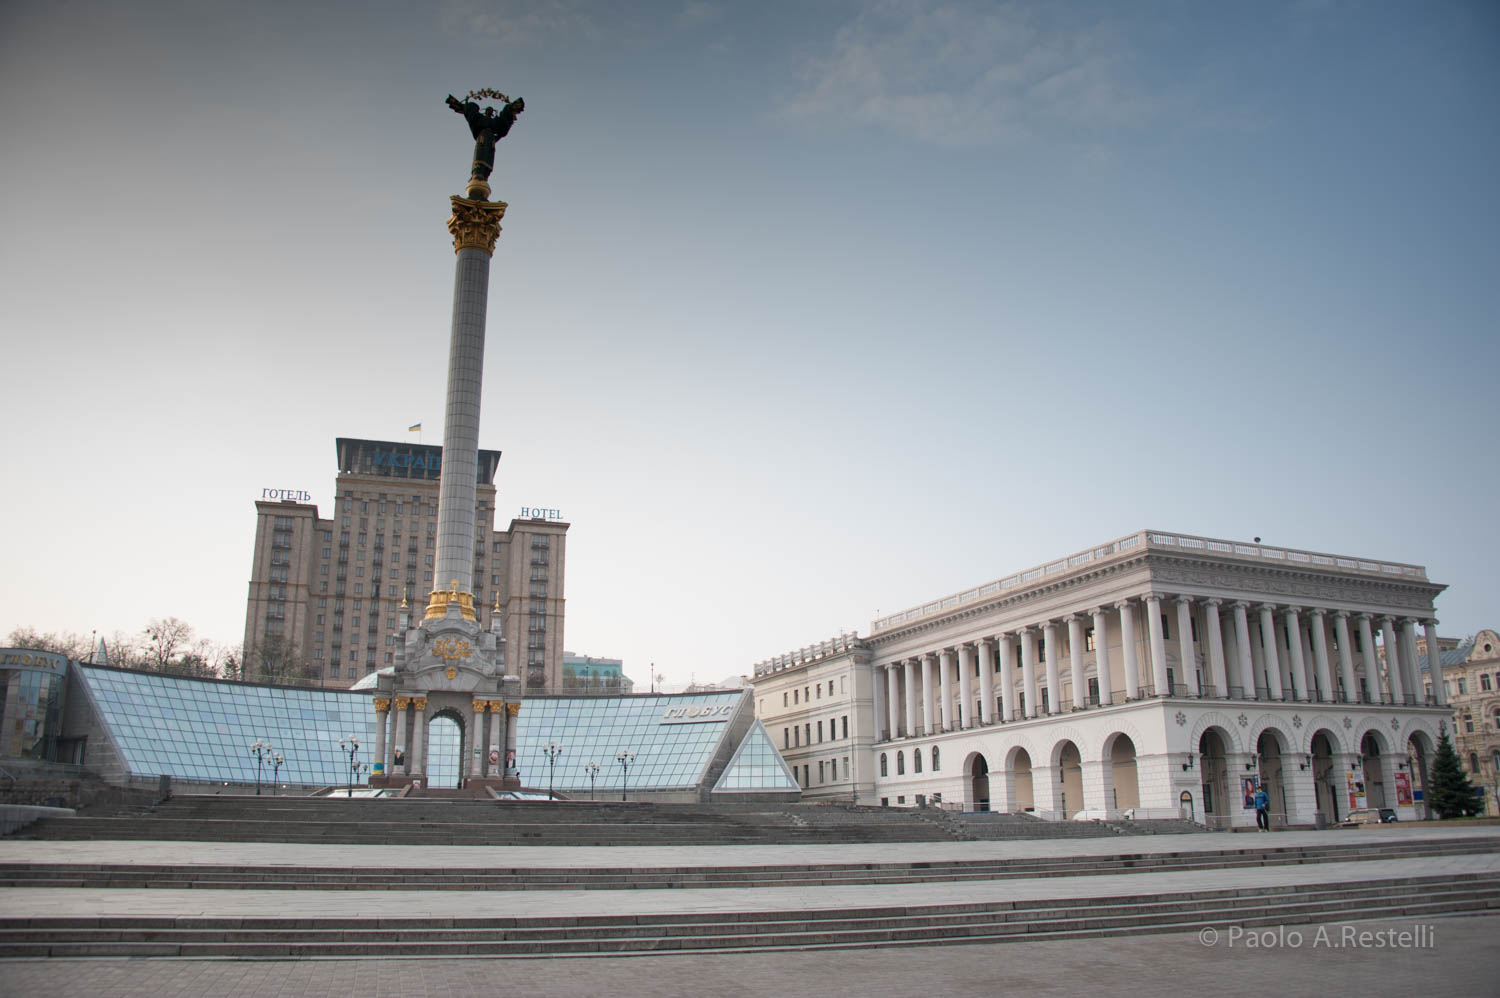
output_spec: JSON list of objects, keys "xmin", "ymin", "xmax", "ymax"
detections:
[{"xmin": 1342, "ymin": 807, "xmax": 1398, "ymax": 826}]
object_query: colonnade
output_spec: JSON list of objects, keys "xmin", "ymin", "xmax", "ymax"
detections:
[
  {"xmin": 872, "ymin": 595, "xmax": 1446, "ymax": 742},
  {"xmin": 372, "ymin": 695, "xmax": 520, "ymax": 780}
]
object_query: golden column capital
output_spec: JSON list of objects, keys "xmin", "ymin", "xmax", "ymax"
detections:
[
  {"xmin": 373, "ymin": 697, "xmax": 391, "ymax": 714},
  {"xmin": 412, "ymin": 696, "xmax": 429, "ymax": 711},
  {"xmin": 506, "ymin": 702, "xmax": 521, "ymax": 717},
  {"xmin": 487, "ymin": 700, "xmax": 506, "ymax": 713},
  {"xmin": 394, "ymin": 696, "xmax": 411, "ymax": 711},
  {"xmin": 448, "ymin": 196, "xmax": 507, "ymax": 255},
  {"xmin": 472, "ymin": 699, "xmax": 488, "ymax": 713}
]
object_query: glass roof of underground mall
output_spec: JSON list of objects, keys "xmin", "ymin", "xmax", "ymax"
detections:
[{"xmin": 74, "ymin": 667, "xmax": 783, "ymax": 793}]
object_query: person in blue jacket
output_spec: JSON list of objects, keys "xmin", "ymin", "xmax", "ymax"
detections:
[{"xmin": 1254, "ymin": 787, "xmax": 1271, "ymax": 831}]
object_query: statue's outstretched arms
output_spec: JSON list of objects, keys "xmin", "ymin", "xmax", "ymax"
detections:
[{"xmin": 445, "ymin": 94, "xmax": 465, "ymax": 113}]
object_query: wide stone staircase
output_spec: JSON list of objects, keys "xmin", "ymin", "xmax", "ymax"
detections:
[{"xmin": 2, "ymin": 872, "xmax": 1496, "ymax": 958}]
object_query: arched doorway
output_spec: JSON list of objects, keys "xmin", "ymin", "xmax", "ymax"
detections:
[
  {"xmin": 1011, "ymin": 748, "xmax": 1034, "ymax": 812},
  {"xmin": 1407, "ymin": 731, "xmax": 1434, "ymax": 819},
  {"xmin": 1256, "ymin": 729, "xmax": 1289, "ymax": 827},
  {"xmin": 425, "ymin": 712, "xmax": 464, "ymax": 788},
  {"xmin": 1199, "ymin": 729, "xmax": 1230, "ymax": 827},
  {"xmin": 1105, "ymin": 734, "xmax": 1140, "ymax": 812},
  {"xmin": 1311, "ymin": 730, "xmax": 1340, "ymax": 824},
  {"xmin": 1360, "ymin": 732, "xmax": 1387, "ymax": 808},
  {"xmin": 969, "ymin": 754, "xmax": 990, "ymax": 812},
  {"xmin": 1056, "ymin": 741, "xmax": 1083, "ymax": 818}
]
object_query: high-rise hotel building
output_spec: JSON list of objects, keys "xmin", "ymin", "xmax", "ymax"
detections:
[{"xmin": 244, "ymin": 438, "xmax": 567, "ymax": 690}]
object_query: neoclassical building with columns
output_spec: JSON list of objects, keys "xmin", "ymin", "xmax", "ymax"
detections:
[{"xmin": 751, "ymin": 529, "xmax": 1451, "ymax": 828}]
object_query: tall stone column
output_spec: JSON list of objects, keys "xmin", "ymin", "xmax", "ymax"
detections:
[
  {"xmin": 373, "ymin": 698, "xmax": 389, "ymax": 777},
  {"xmin": 1283, "ymin": 608, "xmax": 1309, "ymax": 701},
  {"xmin": 1257, "ymin": 605, "xmax": 1284, "ymax": 700},
  {"xmin": 938, "ymin": 649, "xmax": 955, "ymax": 732},
  {"xmin": 886, "ymin": 664, "xmax": 901, "ymax": 739},
  {"xmin": 1309, "ymin": 610, "xmax": 1334, "ymax": 704},
  {"xmin": 395, "ymin": 696, "xmax": 412, "ymax": 773},
  {"xmin": 1381, "ymin": 617, "xmax": 1405, "ymax": 703},
  {"xmin": 1424, "ymin": 619, "xmax": 1447, "ymax": 705},
  {"xmin": 1145, "ymin": 594, "xmax": 1169, "ymax": 696},
  {"xmin": 1043, "ymin": 622, "xmax": 1061, "ymax": 714},
  {"xmin": 385, "ymin": 698, "xmax": 401, "ymax": 775},
  {"xmin": 920, "ymin": 654, "xmax": 936, "ymax": 737},
  {"xmin": 1400, "ymin": 619, "xmax": 1422, "ymax": 701},
  {"xmin": 977, "ymin": 639, "xmax": 995, "ymax": 725},
  {"xmin": 426, "ymin": 195, "xmax": 507, "ymax": 618},
  {"xmin": 903, "ymin": 659, "xmax": 918, "ymax": 737},
  {"xmin": 1066, "ymin": 615, "xmax": 1086, "ymax": 709},
  {"xmin": 998, "ymin": 635, "xmax": 1018, "ymax": 722},
  {"xmin": 956, "ymin": 645, "xmax": 974, "ymax": 729},
  {"xmin": 1203, "ymin": 599, "xmax": 1228, "ymax": 697},
  {"xmin": 1232, "ymin": 602, "xmax": 1255, "ymax": 698},
  {"xmin": 1175, "ymin": 597, "xmax": 1199, "ymax": 696},
  {"xmin": 1020, "ymin": 628, "xmax": 1040, "ymax": 718},
  {"xmin": 411, "ymin": 696, "xmax": 428, "ymax": 778},
  {"xmin": 872, "ymin": 664, "xmax": 887, "ymax": 740},
  {"xmin": 1117, "ymin": 601, "xmax": 1141, "ymax": 699},
  {"xmin": 1356, "ymin": 614, "xmax": 1380, "ymax": 703},
  {"xmin": 471, "ymin": 699, "xmax": 487, "ymax": 778},
  {"xmin": 504, "ymin": 702, "xmax": 520, "ymax": 774},
  {"xmin": 1333, "ymin": 611, "xmax": 1357, "ymax": 703},
  {"xmin": 1090, "ymin": 608, "xmax": 1114, "ymax": 706},
  {"xmin": 490, "ymin": 700, "xmax": 508, "ymax": 772}
]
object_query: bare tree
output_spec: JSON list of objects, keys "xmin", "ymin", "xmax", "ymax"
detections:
[
  {"xmin": 251, "ymin": 634, "xmax": 309, "ymax": 685},
  {"xmin": 4, "ymin": 626, "xmax": 92, "ymax": 659},
  {"xmin": 143, "ymin": 617, "xmax": 194, "ymax": 671}
]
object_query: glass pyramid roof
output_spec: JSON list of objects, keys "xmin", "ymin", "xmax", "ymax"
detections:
[{"xmin": 711, "ymin": 719, "xmax": 800, "ymax": 794}]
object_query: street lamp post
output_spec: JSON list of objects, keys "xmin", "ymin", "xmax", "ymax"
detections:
[
  {"xmin": 272, "ymin": 752, "xmax": 284, "ymax": 795},
  {"xmin": 616, "ymin": 750, "xmax": 635, "ymax": 802},
  {"xmin": 543, "ymin": 741, "xmax": 563, "ymax": 800},
  {"xmin": 250, "ymin": 740, "xmax": 272, "ymax": 796},
  {"xmin": 585, "ymin": 761, "xmax": 600, "ymax": 801},
  {"xmin": 340, "ymin": 736, "xmax": 361, "ymax": 798}
]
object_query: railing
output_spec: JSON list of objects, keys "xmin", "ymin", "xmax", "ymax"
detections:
[
  {"xmin": 752, "ymin": 633, "xmax": 864, "ymax": 677},
  {"xmin": 869, "ymin": 529, "xmax": 1429, "ymax": 634}
]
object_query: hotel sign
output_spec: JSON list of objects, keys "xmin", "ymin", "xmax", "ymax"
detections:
[
  {"xmin": 262, "ymin": 489, "xmax": 312, "ymax": 502},
  {"xmin": 659, "ymin": 704, "xmax": 733, "ymax": 724},
  {"xmin": 520, "ymin": 507, "xmax": 564, "ymax": 520}
]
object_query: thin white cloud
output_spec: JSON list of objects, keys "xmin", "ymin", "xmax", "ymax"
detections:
[
  {"xmin": 778, "ymin": 1, "xmax": 1158, "ymax": 146},
  {"xmin": 437, "ymin": 0, "xmax": 608, "ymax": 47}
]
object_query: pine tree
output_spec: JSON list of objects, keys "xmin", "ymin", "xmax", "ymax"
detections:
[{"xmin": 1427, "ymin": 730, "xmax": 1483, "ymax": 818}]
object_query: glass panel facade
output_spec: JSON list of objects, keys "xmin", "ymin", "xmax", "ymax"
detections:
[
  {"xmin": 425, "ymin": 716, "xmax": 461, "ymax": 788},
  {"xmin": 0, "ymin": 650, "xmax": 68, "ymax": 761},
  {"xmin": 516, "ymin": 693, "xmax": 743, "ymax": 791},
  {"xmin": 78, "ymin": 666, "xmax": 378, "ymax": 786},
  {"xmin": 712, "ymin": 720, "xmax": 801, "ymax": 793}
]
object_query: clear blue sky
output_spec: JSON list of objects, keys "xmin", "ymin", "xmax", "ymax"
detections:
[{"xmin": 2, "ymin": 1, "xmax": 1496, "ymax": 685}]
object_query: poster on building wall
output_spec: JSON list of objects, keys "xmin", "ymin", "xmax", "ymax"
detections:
[
  {"xmin": 1348, "ymin": 772, "xmax": 1367, "ymax": 810},
  {"xmin": 1241, "ymin": 776, "xmax": 1259, "ymax": 809},
  {"xmin": 1394, "ymin": 771, "xmax": 1413, "ymax": 806}
]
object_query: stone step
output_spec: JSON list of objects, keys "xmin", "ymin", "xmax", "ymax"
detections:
[{"xmin": 2, "ymin": 877, "xmax": 1492, "ymax": 959}]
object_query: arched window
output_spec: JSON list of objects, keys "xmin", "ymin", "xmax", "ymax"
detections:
[
  {"xmin": 879, "ymin": 753, "xmax": 888, "ymax": 777},
  {"xmin": 1492, "ymin": 750, "xmax": 1500, "ymax": 775},
  {"xmin": 1493, "ymin": 708, "xmax": 1500, "ymax": 730},
  {"xmin": 932, "ymin": 746, "xmax": 940, "ymax": 771},
  {"xmin": 896, "ymin": 751, "xmax": 906, "ymax": 776},
  {"xmin": 914, "ymin": 750, "xmax": 923, "ymax": 773},
  {"xmin": 1470, "ymin": 752, "xmax": 1481, "ymax": 774}
]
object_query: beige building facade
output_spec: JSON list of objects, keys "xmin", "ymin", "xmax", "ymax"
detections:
[
  {"xmin": 752, "ymin": 529, "xmax": 1452, "ymax": 827},
  {"xmin": 244, "ymin": 438, "xmax": 567, "ymax": 691},
  {"xmin": 1440, "ymin": 628, "xmax": 1500, "ymax": 815}
]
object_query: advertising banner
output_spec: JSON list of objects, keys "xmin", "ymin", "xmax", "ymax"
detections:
[{"xmin": 1394, "ymin": 771, "xmax": 1413, "ymax": 806}]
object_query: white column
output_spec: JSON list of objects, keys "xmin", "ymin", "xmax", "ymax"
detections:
[
  {"xmin": 1090, "ymin": 608, "xmax": 1114, "ymax": 706},
  {"xmin": 1357, "ymin": 614, "xmax": 1380, "ymax": 703},
  {"xmin": 1283, "ymin": 607, "xmax": 1309, "ymax": 701},
  {"xmin": 1400, "ymin": 619, "xmax": 1422, "ymax": 702},
  {"xmin": 1145, "ymin": 594, "xmax": 1169, "ymax": 696},
  {"xmin": 957, "ymin": 645, "xmax": 975, "ymax": 729},
  {"xmin": 1381, "ymin": 617, "xmax": 1405, "ymax": 703},
  {"xmin": 1043, "ymin": 622, "xmax": 1062, "ymax": 714},
  {"xmin": 1425, "ymin": 619, "xmax": 1447, "ymax": 706},
  {"xmin": 1258, "ymin": 605, "xmax": 1284, "ymax": 700},
  {"xmin": 872, "ymin": 663, "xmax": 887, "ymax": 741},
  {"xmin": 886, "ymin": 664, "xmax": 901, "ymax": 739},
  {"xmin": 920, "ymin": 654, "xmax": 936, "ymax": 736},
  {"xmin": 1333, "ymin": 611, "xmax": 1358, "ymax": 704},
  {"xmin": 1117, "ymin": 600, "xmax": 1141, "ymax": 699},
  {"xmin": 1232, "ymin": 601, "xmax": 1255, "ymax": 699},
  {"xmin": 1309, "ymin": 609, "xmax": 1334, "ymax": 704},
  {"xmin": 1204, "ymin": 599, "xmax": 1228, "ymax": 698},
  {"xmin": 1066, "ymin": 615, "xmax": 1086, "ymax": 710},
  {"xmin": 385, "ymin": 701, "xmax": 399, "ymax": 775},
  {"xmin": 1175, "ymin": 596, "xmax": 1199, "ymax": 696},
  {"xmin": 977, "ymin": 639, "xmax": 995, "ymax": 724},
  {"xmin": 411, "ymin": 698, "xmax": 427, "ymax": 778},
  {"xmin": 939, "ymin": 649, "xmax": 955, "ymax": 732},
  {"xmin": 1021, "ymin": 628, "xmax": 1039, "ymax": 718},
  {"xmin": 902, "ymin": 659, "xmax": 918, "ymax": 738},
  {"xmin": 998, "ymin": 635, "xmax": 1018, "ymax": 721},
  {"xmin": 374, "ymin": 700, "xmax": 389, "ymax": 777},
  {"xmin": 471, "ymin": 700, "xmax": 486, "ymax": 778}
]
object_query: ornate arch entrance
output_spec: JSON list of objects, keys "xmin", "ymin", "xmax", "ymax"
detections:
[
  {"xmin": 1010, "ymin": 748, "xmax": 1034, "ymax": 812},
  {"xmin": 425, "ymin": 709, "xmax": 466, "ymax": 789},
  {"xmin": 969, "ymin": 754, "xmax": 990, "ymax": 812},
  {"xmin": 1311, "ymin": 730, "xmax": 1340, "ymax": 824},
  {"xmin": 1256, "ymin": 728, "xmax": 1290, "ymax": 828},
  {"xmin": 1199, "ymin": 728, "xmax": 1231, "ymax": 827}
]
